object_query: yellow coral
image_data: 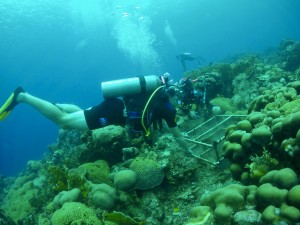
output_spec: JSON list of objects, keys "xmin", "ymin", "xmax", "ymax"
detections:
[
  {"xmin": 246, "ymin": 150, "xmax": 278, "ymax": 181},
  {"xmin": 279, "ymin": 99, "xmax": 300, "ymax": 115}
]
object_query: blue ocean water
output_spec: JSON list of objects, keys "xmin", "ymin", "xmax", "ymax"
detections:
[{"xmin": 0, "ymin": 0, "xmax": 299, "ymax": 176}]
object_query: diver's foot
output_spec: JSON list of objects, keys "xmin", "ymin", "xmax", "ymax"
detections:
[
  {"xmin": 0, "ymin": 87, "xmax": 25, "ymax": 121},
  {"xmin": 13, "ymin": 87, "xmax": 25, "ymax": 102}
]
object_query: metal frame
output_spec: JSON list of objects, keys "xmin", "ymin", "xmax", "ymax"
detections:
[{"xmin": 185, "ymin": 115, "xmax": 246, "ymax": 165}]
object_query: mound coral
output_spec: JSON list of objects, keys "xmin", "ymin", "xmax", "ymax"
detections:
[
  {"xmin": 287, "ymin": 185, "xmax": 300, "ymax": 208},
  {"xmin": 130, "ymin": 157, "xmax": 164, "ymax": 190},
  {"xmin": 113, "ymin": 169, "xmax": 137, "ymax": 191},
  {"xmin": 259, "ymin": 168, "xmax": 298, "ymax": 190},
  {"xmin": 52, "ymin": 188, "xmax": 81, "ymax": 208},
  {"xmin": 80, "ymin": 125, "xmax": 128, "ymax": 164},
  {"xmin": 262, "ymin": 204, "xmax": 300, "ymax": 224},
  {"xmin": 251, "ymin": 125, "xmax": 272, "ymax": 146},
  {"xmin": 199, "ymin": 184, "xmax": 257, "ymax": 225},
  {"xmin": 256, "ymin": 183, "xmax": 288, "ymax": 209},
  {"xmin": 90, "ymin": 183, "xmax": 117, "ymax": 210},
  {"xmin": 78, "ymin": 160, "xmax": 111, "ymax": 184}
]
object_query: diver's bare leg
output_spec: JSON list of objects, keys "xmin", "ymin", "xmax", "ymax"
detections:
[
  {"xmin": 55, "ymin": 104, "xmax": 82, "ymax": 113},
  {"xmin": 17, "ymin": 92, "xmax": 89, "ymax": 130}
]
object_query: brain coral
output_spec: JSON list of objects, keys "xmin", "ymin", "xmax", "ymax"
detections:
[
  {"xmin": 130, "ymin": 157, "xmax": 164, "ymax": 190},
  {"xmin": 51, "ymin": 202, "xmax": 102, "ymax": 225}
]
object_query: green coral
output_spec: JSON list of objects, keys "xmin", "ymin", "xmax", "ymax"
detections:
[
  {"xmin": 288, "ymin": 185, "xmax": 300, "ymax": 208},
  {"xmin": 103, "ymin": 211, "xmax": 145, "ymax": 225},
  {"xmin": 256, "ymin": 183, "xmax": 288, "ymax": 209},
  {"xmin": 2, "ymin": 181, "xmax": 41, "ymax": 223},
  {"xmin": 262, "ymin": 204, "xmax": 300, "ymax": 224},
  {"xmin": 259, "ymin": 168, "xmax": 298, "ymax": 190},
  {"xmin": 199, "ymin": 184, "xmax": 257, "ymax": 225}
]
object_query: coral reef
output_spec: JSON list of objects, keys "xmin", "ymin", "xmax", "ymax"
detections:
[{"xmin": 1, "ymin": 40, "xmax": 300, "ymax": 225}]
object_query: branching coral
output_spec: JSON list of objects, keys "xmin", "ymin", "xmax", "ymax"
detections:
[
  {"xmin": 47, "ymin": 165, "xmax": 89, "ymax": 199},
  {"xmin": 47, "ymin": 166, "xmax": 69, "ymax": 193}
]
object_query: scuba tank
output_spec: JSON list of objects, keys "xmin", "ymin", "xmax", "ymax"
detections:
[{"xmin": 101, "ymin": 75, "xmax": 163, "ymax": 99}]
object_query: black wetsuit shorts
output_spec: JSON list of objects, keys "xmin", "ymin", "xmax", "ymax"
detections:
[{"xmin": 84, "ymin": 98, "xmax": 126, "ymax": 130}]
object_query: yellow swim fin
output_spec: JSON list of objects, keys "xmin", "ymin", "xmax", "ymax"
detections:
[{"xmin": 0, "ymin": 87, "xmax": 24, "ymax": 121}]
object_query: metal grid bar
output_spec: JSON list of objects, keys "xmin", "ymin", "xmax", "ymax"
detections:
[
  {"xmin": 185, "ymin": 115, "xmax": 246, "ymax": 165},
  {"xmin": 193, "ymin": 116, "xmax": 232, "ymax": 141}
]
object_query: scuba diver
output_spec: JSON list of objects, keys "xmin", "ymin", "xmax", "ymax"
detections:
[
  {"xmin": 177, "ymin": 75, "xmax": 214, "ymax": 120},
  {"xmin": 176, "ymin": 52, "xmax": 205, "ymax": 72},
  {"xmin": 0, "ymin": 87, "xmax": 126, "ymax": 130},
  {"xmin": 0, "ymin": 74, "xmax": 190, "ymax": 154}
]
